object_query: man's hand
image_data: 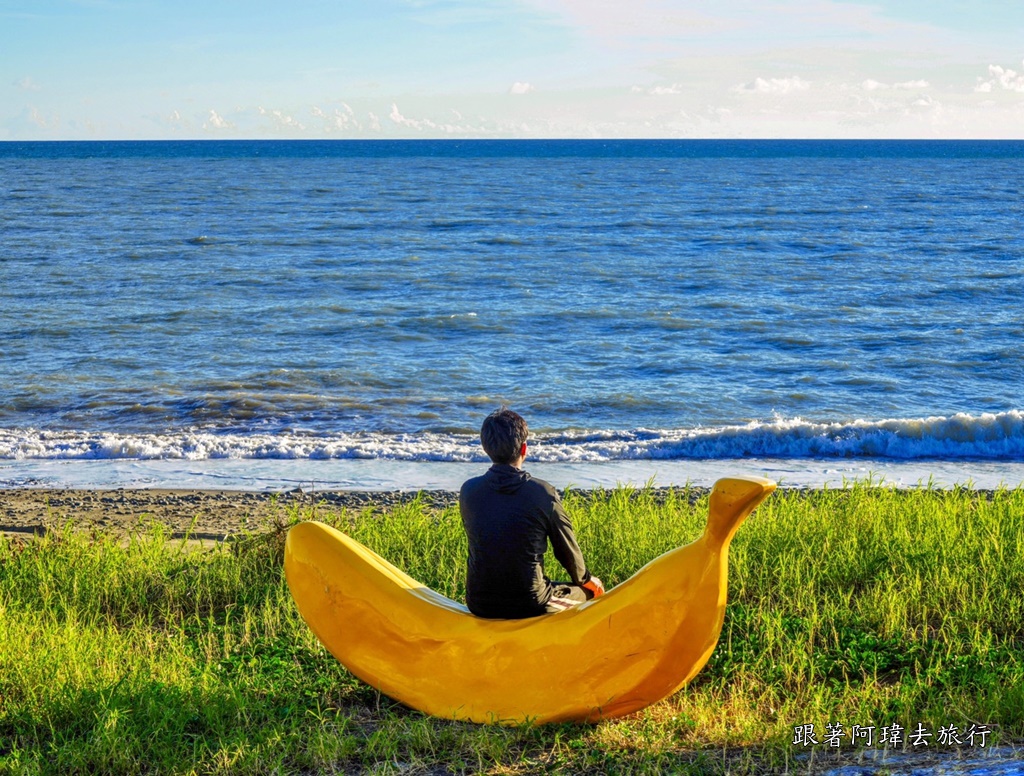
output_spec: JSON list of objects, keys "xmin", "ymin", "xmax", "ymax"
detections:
[{"xmin": 582, "ymin": 576, "xmax": 605, "ymax": 598}]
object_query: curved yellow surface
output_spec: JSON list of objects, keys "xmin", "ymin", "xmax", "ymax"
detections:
[{"xmin": 284, "ymin": 476, "xmax": 775, "ymax": 725}]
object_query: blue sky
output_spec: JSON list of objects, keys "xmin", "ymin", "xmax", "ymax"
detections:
[{"xmin": 3, "ymin": 0, "xmax": 1023, "ymax": 139}]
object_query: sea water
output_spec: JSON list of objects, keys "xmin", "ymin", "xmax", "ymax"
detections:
[{"xmin": 1, "ymin": 139, "xmax": 1023, "ymax": 490}]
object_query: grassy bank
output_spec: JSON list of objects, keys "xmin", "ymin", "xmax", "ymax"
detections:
[{"xmin": 1, "ymin": 483, "xmax": 1023, "ymax": 774}]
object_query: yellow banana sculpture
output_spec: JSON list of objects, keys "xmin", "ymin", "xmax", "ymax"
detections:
[{"xmin": 284, "ymin": 476, "xmax": 775, "ymax": 725}]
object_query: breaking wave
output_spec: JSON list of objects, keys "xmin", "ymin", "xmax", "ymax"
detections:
[{"xmin": 2, "ymin": 411, "xmax": 1023, "ymax": 463}]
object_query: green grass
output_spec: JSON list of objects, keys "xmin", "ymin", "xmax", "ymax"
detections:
[{"xmin": 1, "ymin": 482, "xmax": 1023, "ymax": 774}]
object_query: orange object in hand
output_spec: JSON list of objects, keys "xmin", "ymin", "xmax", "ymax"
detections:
[{"xmin": 582, "ymin": 576, "xmax": 605, "ymax": 598}]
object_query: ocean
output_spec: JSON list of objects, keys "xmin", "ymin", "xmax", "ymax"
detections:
[{"xmin": 2, "ymin": 139, "xmax": 1023, "ymax": 491}]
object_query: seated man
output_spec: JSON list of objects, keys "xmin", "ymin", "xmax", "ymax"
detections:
[{"xmin": 460, "ymin": 407, "xmax": 604, "ymax": 619}]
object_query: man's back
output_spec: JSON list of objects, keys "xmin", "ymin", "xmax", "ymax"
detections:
[{"xmin": 460, "ymin": 464, "xmax": 587, "ymax": 619}]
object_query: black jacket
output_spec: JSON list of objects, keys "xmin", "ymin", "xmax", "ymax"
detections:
[{"xmin": 459, "ymin": 464, "xmax": 590, "ymax": 618}]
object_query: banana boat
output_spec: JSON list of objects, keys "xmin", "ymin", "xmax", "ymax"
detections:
[{"xmin": 284, "ymin": 476, "xmax": 775, "ymax": 724}]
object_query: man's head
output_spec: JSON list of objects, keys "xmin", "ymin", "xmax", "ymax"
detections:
[{"xmin": 480, "ymin": 407, "xmax": 529, "ymax": 465}]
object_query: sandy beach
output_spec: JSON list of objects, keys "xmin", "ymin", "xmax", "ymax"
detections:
[
  {"xmin": 0, "ymin": 487, "xmax": 461, "ymax": 542},
  {"xmin": 3, "ymin": 477, "xmax": 1017, "ymax": 542},
  {"xmin": 0, "ymin": 484, "xmax": 714, "ymax": 542}
]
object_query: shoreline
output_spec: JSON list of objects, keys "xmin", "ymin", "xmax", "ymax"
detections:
[{"xmin": 6, "ymin": 457, "xmax": 1024, "ymax": 495}]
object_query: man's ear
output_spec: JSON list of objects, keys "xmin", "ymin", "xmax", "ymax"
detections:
[{"xmin": 520, "ymin": 442, "xmax": 528, "ymax": 458}]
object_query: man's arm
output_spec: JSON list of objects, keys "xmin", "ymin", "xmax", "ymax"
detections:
[{"xmin": 546, "ymin": 496, "xmax": 590, "ymax": 586}]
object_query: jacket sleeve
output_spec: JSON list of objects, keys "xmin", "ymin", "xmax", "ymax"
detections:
[{"xmin": 546, "ymin": 495, "xmax": 590, "ymax": 585}]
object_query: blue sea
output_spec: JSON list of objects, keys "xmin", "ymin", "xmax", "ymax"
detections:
[{"xmin": 2, "ymin": 139, "xmax": 1023, "ymax": 491}]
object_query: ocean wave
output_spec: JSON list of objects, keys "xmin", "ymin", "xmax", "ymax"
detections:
[{"xmin": 2, "ymin": 412, "xmax": 1023, "ymax": 463}]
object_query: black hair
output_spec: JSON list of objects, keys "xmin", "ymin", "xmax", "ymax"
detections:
[{"xmin": 480, "ymin": 407, "xmax": 528, "ymax": 465}]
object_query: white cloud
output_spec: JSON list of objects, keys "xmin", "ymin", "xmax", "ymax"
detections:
[
  {"xmin": 632, "ymin": 83, "xmax": 683, "ymax": 95},
  {"xmin": 863, "ymin": 78, "xmax": 930, "ymax": 90},
  {"xmin": 388, "ymin": 102, "xmax": 491, "ymax": 136},
  {"xmin": 164, "ymin": 109, "xmax": 191, "ymax": 130},
  {"xmin": 29, "ymin": 106, "xmax": 50, "ymax": 128},
  {"xmin": 257, "ymin": 106, "xmax": 304, "ymax": 130},
  {"xmin": 312, "ymin": 104, "xmax": 360, "ymax": 132},
  {"xmin": 14, "ymin": 76, "xmax": 41, "ymax": 91},
  {"xmin": 509, "ymin": 82, "xmax": 535, "ymax": 95},
  {"xmin": 894, "ymin": 79, "xmax": 929, "ymax": 90},
  {"xmin": 390, "ymin": 102, "xmax": 422, "ymax": 129},
  {"xmin": 975, "ymin": 63, "xmax": 1024, "ymax": 93},
  {"xmin": 203, "ymin": 109, "xmax": 234, "ymax": 130},
  {"xmin": 733, "ymin": 76, "xmax": 810, "ymax": 95}
]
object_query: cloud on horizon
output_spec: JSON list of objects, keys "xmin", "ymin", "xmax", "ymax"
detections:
[
  {"xmin": 975, "ymin": 62, "xmax": 1024, "ymax": 93},
  {"xmin": 257, "ymin": 107, "xmax": 304, "ymax": 131},
  {"xmin": 312, "ymin": 104, "xmax": 364, "ymax": 132},
  {"xmin": 204, "ymin": 109, "xmax": 235, "ymax": 131},
  {"xmin": 632, "ymin": 83, "xmax": 683, "ymax": 95},
  {"xmin": 733, "ymin": 76, "xmax": 811, "ymax": 95},
  {"xmin": 5, "ymin": 0, "xmax": 1024, "ymax": 140},
  {"xmin": 389, "ymin": 103, "xmax": 486, "ymax": 134},
  {"xmin": 862, "ymin": 79, "xmax": 930, "ymax": 90}
]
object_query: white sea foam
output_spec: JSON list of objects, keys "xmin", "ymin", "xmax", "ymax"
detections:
[{"xmin": 2, "ymin": 411, "xmax": 1023, "ymax": 463}]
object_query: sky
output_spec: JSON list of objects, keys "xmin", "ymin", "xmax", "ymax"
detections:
[{"xmin": 3, "ymin": 0, "xmax": 1024, "ymax": 140}]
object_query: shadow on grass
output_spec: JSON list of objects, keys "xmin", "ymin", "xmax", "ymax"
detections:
[{"xmin": 0, "ymin": 675, "xmax": 812, "ymax": 775}]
